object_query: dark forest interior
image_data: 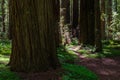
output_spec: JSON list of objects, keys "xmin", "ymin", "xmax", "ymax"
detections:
[{"xmin": 0, "ymin": 0, "xmax": 120, "ymax": 80}]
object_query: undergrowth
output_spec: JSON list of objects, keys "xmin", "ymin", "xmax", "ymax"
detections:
[
  {"xmin": 0, "ymin": 40, "xmax": 11, "ymax": 55},
  {"xmin": 62, "ymin": 63, "xmax": 98, "ymax": 80},
  {"xmin": 77, "ymin": 40, "xmax": 120, "ymax": 58},
  {"xmin": 0, "ymin": 40, "xmax": 20, "ymax": 80},
  {"xmin": 57, "ymin": 46, "xmax": 99, "ymax": 80},
  {"xmin": 0, "ymin": 65, "xmax": 20, "ymax": 80}
]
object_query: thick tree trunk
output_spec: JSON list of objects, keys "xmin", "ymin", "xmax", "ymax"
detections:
[
  {"xmin": 87, "ymin": 0, "xmax": 95, "ymax": 45},
  {"xmin": 9, "ymin": 0, "xmax": 60, "ymax": 72},
  {"xmin": 79, "ymin": 0, "xmax": 88, "ymax": 44},
  {"xmin": 94, "ymin": 0, "xmax": 102, "ymax": 52},
  {"xmin": 79, "ymin": 0, "xmax": 95, "ymax": 45},
  {"xmin": 79, "ymin": 0, "xmax": 102, "ymax": 51},
  {"xmin": 72, "ymin": 0, "xmax": 78, "ymax": 28}
]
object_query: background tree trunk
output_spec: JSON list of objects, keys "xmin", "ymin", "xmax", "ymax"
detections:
[
  {"xmin": 79, "ymin": 0, "xmax": 95, "ymax": 45},
  {"xmin": 100, "ymin": 0, "xmax": 106, "ymax": 39},
  {"xmin": 72, "ymin": 0, "xmax": 78, "ymax": 28},
  {"xmin": 95, "ymin": 0, "xmax": 102, "ymax": 52},
  {"xmin": 1, "ymin": 0, "xmax": 5, "ymax": 32}
]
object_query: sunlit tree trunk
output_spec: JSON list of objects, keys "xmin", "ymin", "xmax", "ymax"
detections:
[{"xmin": 100, "ymin": 0, "xmax": 106, "ymax": 39}]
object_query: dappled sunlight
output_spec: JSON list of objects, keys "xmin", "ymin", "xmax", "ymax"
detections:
[
  {"xmin": 0, "ymin": 54, "xmax": 9, "ymax": 64},
  {"xmin": 0, "ymin": 0, "xmax": 120, "ymax": 79}
]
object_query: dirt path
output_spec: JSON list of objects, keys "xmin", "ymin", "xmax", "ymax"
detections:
[
  {"xmin": 75, "ymin": 53, "xmax": 120, "ymax": 80},
  {"xmin": 18, "ymin": 69, "xmax": 62, "ymax": 80},
  {"xmin": 69, "ymin": 45, "xmax": 120, "ymax": 80}
]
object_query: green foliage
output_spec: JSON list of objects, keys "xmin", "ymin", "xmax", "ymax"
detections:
[
  {"xmin": 0, "ymin": 65, "xmax": 21, "ymax": 80},
  {"xmin": 102, "ymin": 40, "xmax": 120, "ymax": 57},
  {"xmin": 0, "ymin": 52, "xmax": 20, "ymax": 80},
  {"xmin": 107, "ymin": 12, "xmax": 120, "ymax": 40},
  {"xmin": 0, "ymin": 40, "xmax": 11, "ymax": 55},
  {"xmin": 57, "ymin": 46, "xmax": 99, "ymax": 80},
  {"xmin": 0, "ymin": 40, "xmax": 20, "ymax": 80},
  {"xmin": 117, "ymin": 0, "xmax": 120, "ymax": 15},
  {"xmin": 57, "ymin": 46, "xmax": 77, "ymax": 64},
  {"xmin": 71, "ymin": 38, "xmax": 79, "ymax": 45},
  {"xmin": 77, "ymin": 40, "xmax": 120, "ymax": 58},
  {"xmin": 62, "ymin": 63, "xmax": 98, "ymax": 80}
]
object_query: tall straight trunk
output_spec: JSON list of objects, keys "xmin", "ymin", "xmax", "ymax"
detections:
[
  {"xmin": 100, "ymin": 0, "xmax": 106, "ymax": 39},
  {"xmin": 54, "ymin": 0, "xmax": 61, "ymax": 47},
  {"xmin": 94, "ymin": 0, "xmax": 102, "ymax": 52},
  {"xmin": 72, "ymin": 0, "xmax": 78, "ymax": 28},
  {"xmin": 9, "ymin": 0, "xmax": 60, "ymax": 72},
  {"xmin": 79, "ymin": 0, "xmax": 95, "ymax": 45},
  {"xmin": 60, "ymin": 0, "xmax": 70, "ymax": 24},
  {"xmin": 79, "ymin": 0, "xmax": 88, "ymax": 44},
  {"xmin": 107, "ymin": 0, "xmax": 112, "ymax": 26},
  {"xmin": 65, "ymin": 0, "xmax": 70, "ymax": 23},
  {"xmin": 70, "ymin": 0, "xmax": 73, "ymax": 25},
  {"xmin": 1, "ymin": 0, "xmax": 5, "ymax": 32},
  {"xmin": 87, "ymin": 0, "xmax": 95, "ymax": 45}
]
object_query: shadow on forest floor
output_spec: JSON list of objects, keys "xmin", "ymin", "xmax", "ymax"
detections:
[
  {"xmin": 68, "ymin": 42, "xmax": 120, "ymax": 80},
  {"xmin": 0, "ymin": 40, "xmax": 120, "ymax": 80},
  {"xmin": 77, "ymin": 56, "xmax": 120, "ymax": 80}
]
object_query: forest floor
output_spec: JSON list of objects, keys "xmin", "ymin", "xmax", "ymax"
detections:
[
  {"xmin": 79, "ymin": 56, "xmax": 120, "ymax": 80},
  {"xmin": 0, "ymin": 40, "xmax": 120, "ymax": 80},
  {"xmin": 69, "ymin": 45, "xmax": 120, "ymax": 80},
  {"xmin": 17, "ymin": 69, "xmax": 62, "ymax": 80}
]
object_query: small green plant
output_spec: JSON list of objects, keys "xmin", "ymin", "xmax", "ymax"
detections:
[{"xmin": 0, "ymin": 40, "xmax": 11, "ymax": 55}]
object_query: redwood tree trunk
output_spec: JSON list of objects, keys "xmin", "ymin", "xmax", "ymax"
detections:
[
  {"xmin": 107, "ymin": 0, "xmax": 112, "ymax": 26},
  {"xmin": 79, "ymin": 0, "xmax": 95, "ymax": 45},
  {"xmin": 72, "ymin": 0, "xmax": 78, "ymax": 28},
  {"xmin": 9, "ymin": 0, "xmax": 60, "ymax": 72},
  {"xmin": 1, "ymin": 0, "xmax": 5, "ymax": 32},
  {"xmin": 79, "ymin": 0, "xmax": 102, "ymax": 51},
  {"xmin": 100, "ymin": 0, "xmax": 106, "ymax": 39},
  {"xmin": 79, "ymin": 0, "xmax": 87, "ymax": 44},
  {"xmin": 95, "ymin": 0, "xmax": 102, "ymax": 52}
]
